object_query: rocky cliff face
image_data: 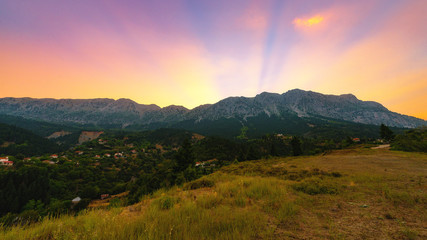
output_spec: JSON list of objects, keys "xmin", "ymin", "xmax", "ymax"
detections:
[
  {"xmin": 0, "ymin": 90, "xmax": 425, "ymax": 128},
  {"xmin": 78, "ymin": 131, "xmax": 104, "ymax": 144},
  {"xmin": 184, "ymin": 90, "xmax": 425, "ymax": 128}
]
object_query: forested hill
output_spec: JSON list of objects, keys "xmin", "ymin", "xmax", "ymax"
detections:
[
  {"xmin": 0, "ymin": 123, "xmax": 60, "ymax": 156},
  {"xmin": 0, "ymin": 114, "xmax": 80, "ymax": 137}
]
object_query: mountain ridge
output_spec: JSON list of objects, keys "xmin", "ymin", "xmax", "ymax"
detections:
[{"xmin": 0, "ymin": 89, "xmax": 425, "ymax": 128}]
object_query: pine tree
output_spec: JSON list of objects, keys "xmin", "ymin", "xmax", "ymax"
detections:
[
  {"xmin": 291, "ymin": 136, "xmax": 302, "ymax": 156},
  {"xmin": 380, "ymin": 124, "xmax": 394, "ymax": 142},
  {"xmin": 175, "ymin": 139, "xmax": 194, "ymax": 171}
]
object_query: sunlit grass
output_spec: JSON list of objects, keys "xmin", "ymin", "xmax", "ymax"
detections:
[{"xmin": 1, "ymin": 148, "xmax": 426, "ymax": 239}]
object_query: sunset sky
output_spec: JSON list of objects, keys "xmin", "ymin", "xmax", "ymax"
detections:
[{"xmin": 0, "ymin": 0, "xmax": 426, "ymax": 119}]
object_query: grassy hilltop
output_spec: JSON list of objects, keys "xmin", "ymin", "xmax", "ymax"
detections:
[{"xmin": 1, "ymin": 147, "xmax": 426, "ymax": 240}]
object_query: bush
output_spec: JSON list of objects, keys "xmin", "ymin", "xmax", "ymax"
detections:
[
  {"xmin": 152, "ymin": 196, "xmax": 177, "ymax": 210},
  {"xmin": 184, "ymin": 178, "xmax": 215, "ymax": 190}
]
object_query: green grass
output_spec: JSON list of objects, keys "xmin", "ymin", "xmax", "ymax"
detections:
[{"xmin": 1, "ymin": 147, "xmax": 426, "ymax": 239}]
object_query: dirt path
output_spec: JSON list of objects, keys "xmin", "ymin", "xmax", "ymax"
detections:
[{"xmin": 371, "ymin": 144, "xmax": 390, "ymax": 149}]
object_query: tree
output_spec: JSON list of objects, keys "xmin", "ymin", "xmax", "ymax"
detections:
[
  {"xmin": 291, "ymin": 136, "xmax": 302, "ymax": 156},
  {"xmin": 380, "ymin": 124, "xmax": 394, "ymax": 142},
  {"xmin": 174, "ymin": 139, "xmax": 195, "ymax": 171}
]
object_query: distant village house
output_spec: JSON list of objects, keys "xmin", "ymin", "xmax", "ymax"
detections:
[
  {"xmin": 0, "ymin": 157, "xmax": 13, "ymax": 166},
  {"xmin": 72, "ymin": 197, "xmax": 81, "ymax": 205},
  {"xmin": 100, "ymin": 194, "xmax": 110, "ymax": 200}
]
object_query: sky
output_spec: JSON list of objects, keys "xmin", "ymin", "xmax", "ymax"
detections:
[{"xmin": 0, "ymin": 0, "xmax": 426, "ymax": 119}]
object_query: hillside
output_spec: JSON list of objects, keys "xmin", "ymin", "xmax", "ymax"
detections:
[
  {"xmin": 0, "ymin": 123, "xmax": 60, "ymax": 156},
  {"xmin": 2, "ymin": 147, "xmax": 425, "ymax": 239},
  {"xmin": 0, "ymin": 114, "xmax": 80, "ymax": 137}
]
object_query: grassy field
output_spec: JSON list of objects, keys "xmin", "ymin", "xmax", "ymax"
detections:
[{"xmin": 1, "ymin": 147, "xmax": 426, "ymax": 239}]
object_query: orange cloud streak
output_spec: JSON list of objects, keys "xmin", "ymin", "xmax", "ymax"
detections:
[{"xmin": 293, "ymin": 15, "xmax": 324, "ymax": 27}]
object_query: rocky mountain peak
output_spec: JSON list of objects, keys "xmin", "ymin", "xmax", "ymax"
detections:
[{"xmin": 0, "ymin": 90, "xmax": 425, "ymax": 128}]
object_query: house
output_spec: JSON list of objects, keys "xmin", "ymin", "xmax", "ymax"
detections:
[
  {"xmin": 195, "ymin": 159, "xmax": 217, "ymax": 167},
  {"xmin": 0, "ymin": 159, "xmax": 13, "ymax": 166},
  {"xmin": 94, "ymin": 155, "xmax": 101, "ymax": 158},
  {"xmin": 98, "ymin": 139, "xmax": 108, "ymax": 144},
  {"xmin": 104, "ymin": 153, "xmax": 111, "ymax": 157},
  {"xmin": 72, "ymin": 197, "xmax": 81, "ymax": 204},
  {"xmin": 50, "ymin": 154, "xmax": 58, "ymax": 159},
  {"xmin": 24, "ymin": 157, "xmax": 31, "ymax": 161},
  {"xmin": 42, "ymin": 160, "xmax": 55, "ymax": 165},
  {"xmin": 131, "ymin": 150, "xmax": 137, "ymax": 154},
  {"xmin": 352, "ymin": 138, "xmax": 361, "ymax": 142},
  {"xmin": 275, "ymin": 134, "xmax": 292, "ymax": 139},
  {"xmin": 75, "ymin": 151, "xmax": 84, "ymax": 155},
  {"xmin": 100, "ymin": 194, "xmax": 110, "ymax": 200},
  {"xmin": 0, "ymin": 157, "xmax": 13, "ymax": 166}
]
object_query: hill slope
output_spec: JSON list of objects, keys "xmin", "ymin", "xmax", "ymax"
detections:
[
  {"xmin": 0, "ymin": 123, "xmax": 60, "ymax": 156},
  {"xmin": 2, "ymin": 148, "xmax": 425, "ymax": 239},
  {"xmin": 0, "ymin": 114, "xmax": 80, "ymax": 137}
]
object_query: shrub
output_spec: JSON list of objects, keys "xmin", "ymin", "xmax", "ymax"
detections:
[
  {"xmin": 152, "ymin": 196, "xmax": 177, "ymax": 210},
  {"xmin": 184, "ymin": 178, "xmax": 215, "ymax": 190}
]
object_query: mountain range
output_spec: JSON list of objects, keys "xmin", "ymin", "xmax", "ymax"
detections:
[{"xmin": 0, "ymin": 89, "xmax": 425, "ymax": 138}]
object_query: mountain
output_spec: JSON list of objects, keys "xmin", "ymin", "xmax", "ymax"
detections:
[
  {"xmin": 0, "ymin": 90, "xmax": 425, "ymax": 133},
  {"xmin": 184, "ymin": 90, "xmax": 425, "ymax": 128}
]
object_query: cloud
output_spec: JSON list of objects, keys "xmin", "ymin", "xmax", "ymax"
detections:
[{"xmin": 293, "ymin": 15, "xmax": 324, "ymax": 28}]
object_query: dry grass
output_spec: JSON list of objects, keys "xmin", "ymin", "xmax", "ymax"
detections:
[{"xmin": 1, "ymin": 147, "xmax": 426, "ymax": 239}]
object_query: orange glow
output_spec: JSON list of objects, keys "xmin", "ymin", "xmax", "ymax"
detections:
[
  {"xmin": 0, "ymin": 1, "xmax": 426, "ymax": 120},
  {"xmin": 293, "ymin": 15, "xmax": 324, "ymax": 27}
]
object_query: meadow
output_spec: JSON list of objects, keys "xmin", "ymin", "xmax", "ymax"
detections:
[{"xmin": 1, "ymin": 147, "xmax": 426, "ymax": 239}]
